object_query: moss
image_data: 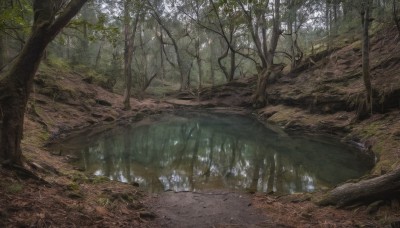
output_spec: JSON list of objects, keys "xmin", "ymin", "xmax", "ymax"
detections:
[
  {"xmin": 67, "ymin": 182, "xmax": 80, "ymax": 191},
  {"xmin": 360, "ymin": 122, "xmax": 381, "ymax": 138},
  {"xmin": 6, "ymin": 183, "xmax": 23, "ymax": 194},
  {"xmin": 96, "ymin": 197, "xmax": 111, "ymax": 207},
  {"xmin": 67, "ymin": 171, "xmax": 90, "ymax": 183},
  {"xmin": 45, "ymin": 57, "xmax": 71, "ymax": 72},
  {"xmin": 90, "ymin": 176, "xmax": 110, "ymax": 184}
]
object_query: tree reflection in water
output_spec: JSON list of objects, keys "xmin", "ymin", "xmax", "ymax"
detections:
[{"xmin": 60, "ymin": 112, "xmax": 373, "ymax": 194}]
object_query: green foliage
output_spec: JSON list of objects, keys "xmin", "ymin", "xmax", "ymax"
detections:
[
  {"xmin": 45, "ymin": 56, "xmax": 71, "ymax": 71},
  {"xmin": 2, "ymin": 0, "xmax": 397, "ymax": 95}
]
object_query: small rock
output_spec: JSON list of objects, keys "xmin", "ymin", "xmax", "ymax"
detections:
[
  {"xmin": 91, "ymin": 113, "xmax": 103, "ymax": 118},
  {"xmin": 139, "ymin": 211, "xmax": 156, "ymax": 220},
  {"xmin": 301, "ymin": 213, "xmax": 312, "ymax": 219},
  {"xmin": 67, "ymin": 192, "xmax": 83, "ymax": 199},
  {"xmin": 73, "ymin": 167, "xmax": 85, "ymax": 172},
  {"xmin": 65, "ymin": 155, "xmax": 79, "ymax": 162},
  {"xmin": 104, "ymin": 116, "xmax": 115, "ymax": 122},
  {"xmin": 95, "ymin": 206, "xmax": 109, "ymax": 216},
  {"xmin": 96, "ymin": 99, "xmax": 112, "ymax": 107}
]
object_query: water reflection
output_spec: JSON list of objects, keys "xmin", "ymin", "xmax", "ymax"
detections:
[{"xmin": 57, "ymin": 112, "xmax": 372, "ymax": 193}]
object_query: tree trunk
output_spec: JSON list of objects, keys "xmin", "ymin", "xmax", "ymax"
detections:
[
  {"xmin": 252, "ymin": 68, "xmax": 272, "ymax": 108},
  {"xmin": 149, "ymin": 3, "xmax": 187, "ymax": 91},
  {"xmin": 288, "ymin": 17, "xmax": 296, "ymax": 70},
  {"xmin": 66, "ymin": 35, "xmax": 71, "ymax": 60},
  {"xmin": 123, "ymin": 2, "xmax": 140, "ymax": 110},
  {"xmin": 325, "ymin": 0, "xmax": 331, "ymax": 49},
  {"xmin": 196, "ymin": 54, "xmax": 203, "ymax": 90},
  {"xmin": 317, "ymin": 167, "xmax": 400, "ymax": 207},
  {"xmin": 0, "ymin": 32, "xmax": 6, "ymax": 69},
  {"xmin": 393, "ymin": 0, "xmax": 400, "ymax": 37},
  {"xmin": 195, "ymin": 35, "xmax": 203, "ymax": 90},
  {"xmin": 0, "ymin": 0, "xmax": 88, "ymax": 165},
  {"xmin": 159, "ymin": 27, "xmax": 165, "ymax": 83},
  {"xmin": 359, "ymin": 0, "xmax": 373, "ymax": 118},
  {"xmin": 251, "ymin": 0, "xmax": 281, "ymax": 107},
  {"xmin": 94, "ymin": 41, "xmax": 103, "ymax": 67},
  {"xmin": 209, "ymin": 39, "xmax": 215, "ymax": 87},
  {"xmin": 229, "ymin": 48, "xmax": 235, "ymax": 82},
  {"xmin": 217, "ymin": 46, "xmax": 229, "ymax": 81}
]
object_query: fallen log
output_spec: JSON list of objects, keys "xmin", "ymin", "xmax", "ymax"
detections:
[{"xmin": 317, "ymin": 167, "xmax": 400, "ymax": 207}]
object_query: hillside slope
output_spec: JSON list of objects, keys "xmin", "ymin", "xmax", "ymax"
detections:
[
  {"xmin": 0, "ymin": 63, "xmax": 171, "ymax": 227},
  {"xmin": 264, "ymin": 26, "xmax": 400, "ymax": 174}
]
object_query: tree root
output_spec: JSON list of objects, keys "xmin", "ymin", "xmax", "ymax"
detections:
[{"xmin": 316, "ymin": 167, "xmax": 400, "ymax": 207}]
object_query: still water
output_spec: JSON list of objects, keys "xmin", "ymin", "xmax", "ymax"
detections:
[{"xmin": 56, "ymin": 112, "xmax": 373, "ymax": 193}]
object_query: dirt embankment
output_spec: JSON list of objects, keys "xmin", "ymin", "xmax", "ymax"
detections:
[{"xmin": 0, "ymin": 64, "xmax": 172, "ymax": 227}]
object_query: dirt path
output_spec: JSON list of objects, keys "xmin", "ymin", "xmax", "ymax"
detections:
[{"xmin": 144, "ymin": 190, "xmax": 271, "ymax": 228}]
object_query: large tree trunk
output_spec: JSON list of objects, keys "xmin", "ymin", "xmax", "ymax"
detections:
[
  {"xmin": 252, "ymin": 68, "xmax": 272, "ymax": 108},
  {"xmin": 0, "ymin": 0, "xmax": 88, "ymax": 165},
  {"xmin": 251, "ymin": 0, "xmax": 281, "ymax": 107},
  {"xmin": 317, "ymin": 167, "xmax": 400, "ymax": 207}
]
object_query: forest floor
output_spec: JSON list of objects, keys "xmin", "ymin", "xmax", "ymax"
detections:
[{"xmin": 2, "ymin": 26, "xmax": 400, "ymax": 227}]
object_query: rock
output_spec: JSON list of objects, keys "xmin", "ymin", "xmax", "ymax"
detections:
[
  {"xmin": 95, "ymin": 99, "xmax": 112, "ymax": 107},
  {"xmin": 104, "ymin": 116, "xmax": 115, "ymax": 122},
  {"xmin": 301, "ymin": 213, "xmax": 312, "ymax": 220},
  {"xmin": 95, "ymin": 206, "xmax": 109, "ymax": 216},
  {"xmin": 139, "ymin": 211, "xmax": 156, "ymax": 220},
  {"xmin": 91, "ymin": 113, "xmax": 103, "ymax": 118},
  {"xmin": 82, "ymin": 77, "xmax": 93, "ymax": 84},
  {"xmin": 67, "ymin": 192, "xmax": 83, "ymax": 199}
]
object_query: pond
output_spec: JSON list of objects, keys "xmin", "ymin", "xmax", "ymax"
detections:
[{"xmin": 54, "ymin": 112, "xmax": 373, "ymax": 194}]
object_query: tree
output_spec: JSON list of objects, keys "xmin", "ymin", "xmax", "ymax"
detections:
[
  {"xmin": 147, "ymin": 0, "xmax": 191, "ymax": 91},
  {"xmin": 0, "ymin": 0, "xmax": 32, "ymax": 71},
  {"xmin": 237, "ymin": 0, "xmax": 283, "ymax": 107},
  {"xmin": 317, "ymin": 167, "xmax": 400, "ymax": 207},
  {"xmin": 393, "ymin": 0, "xmax": 400, "ymax": 37},
  {"xmin": 358, "ymin": 0, "xmax": 374, "ymax": 119},
  {"xmin": 0, "ymin": 0, "xmax": 88, "ymax": 166},
  {"xmin": 123, "ymin": 0, "xmax": 142, "ymax": 110},
  {"xmin": 284, "ymin": 0, "xmax": 307, "ymax": 70}
]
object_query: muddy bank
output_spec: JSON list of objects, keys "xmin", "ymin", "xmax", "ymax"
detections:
[{"xmin": 146, "ymin": 191, "xmax": 270, "ymax": 228}]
